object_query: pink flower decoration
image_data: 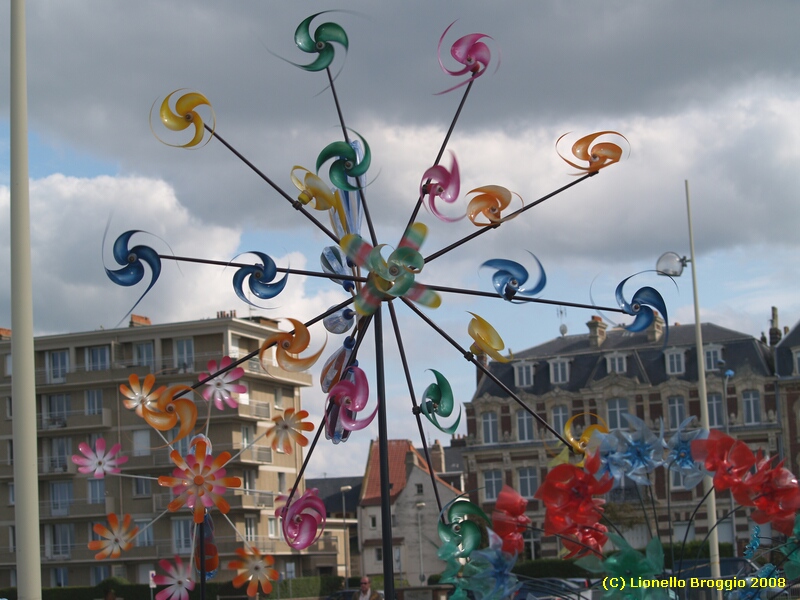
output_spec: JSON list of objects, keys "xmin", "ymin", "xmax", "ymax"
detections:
[
  {"xmin": 154, "ymin": 555, "xmax": 195, "ymax": 600},
  {"xmin": 88, "ymin": 513, "xmax": 138, "ymax": 559},
  {"xmin": 326, "ymin": 366, "xmax": 378, "ymax": 432},
  {"xmin": 157, "ymin": 438, "xmax": 242, "ymax": 523},
  {"xmin": 276, "ymin": 488, "xmax": 327, "ymax": 550},
  {"xmin": 72, "ymin": 437, "xmax": 128, "ymax": 478},
  {"xmin": 200, "ymin": 356, "xmax": 247, "ymax": 410},
  {"xmin": 420, "ymin": 152, "xmax": 463, "ymax": 222}
]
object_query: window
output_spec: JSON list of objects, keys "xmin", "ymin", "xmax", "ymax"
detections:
[
  {"xmin": 668, "ymin": 396, "xmax": 686, "ymax": 429},
  {"xmin": 370, "ymin": 515, "xmax": 377, "ymax": 529},
  {"xmin": 49, "ymin": 523, "xmax": 74, "ymax": 558},
  {"xmin": 50, "ymin": 437, "xmax": 71, "ymax": 471},
  {"xmin": 133, "ymin": 478, "xmax": 151, "ymax": 497},
  {"xmin": 242, "ymin": 470, "xmax": 256, "ymax": 491},
  {"xmin": 134, "ymin": 341, "xmax": 155, "ymax": 370},
  {"xmin": 135, "ymin": 519, "xmax": 154, "ymax": 546},
  {"xmin": 607, "ymin": 354, "xmax": 626, "ymax": 374},
  {"xmin": 172, "ymin": 518, "xmax": 193, "ymax": 554},
  {"xmin": 551, "ymin": 359, "xmax": 569, "ymax": 384},
  {"xmin": 416, "ymin": 483, "xmax": 424, "ymax": 494},
  {"xmin": 552, "ymin": 405, "xmax": 569, "ymax": 438},
  {"xmin": 4, "ymin": 354, "xmax": 11, "ymax": 376},
  {"xmin": 5, "ymin": 396, "xmax": 11, "ymax": 418},
  {"xmin": 8, "ymin": 482, "xmax": 14, "ymax": 506},
  {"xmin": 743, "ymin": 390, "xmax": 761, "ymax": 425},
  {"xmin": 50, "ymin": 481, "xmax": 73, "ymax": 516},
  {"xmin": 518, "ymin": 467, "xmax": 538, "ymax": 499},
  {"xmin": 51, "ymin": 567, "xmax": 68, "ymax": 587},
  {"xmin": 86, "ymin": 345, "xmax": 110, "ymax": 371},
  {"xmin": 175, "ymin": 338, "xmax": 194, "ymax": 372},
  {"xmin": 242, "ymin": 423, "xmax": 254, "ymax": 447},
  {"xmin": 275, "ymin": 386, "xmax": 284, "ymax": 407},
  {"xmin": 86, "ymin": 389, "xmax": 103, "ymax": 415},
  {"xmin": 514, "ymin": 363, "xmax": 534, "ymax": 388},
  {"xmin": 8, "ymin": 525, "xmax": 15, "ymax": 552},
  {"xmin": 268, "ymin": 517, "xmax": 278, "ymax": 538},
  {"xmin": 705, "ymin": 346, "xmax": 722, "ymax": 371},
  {"xmin": 666, "ymin": 350, "xmax": 685, "ymax": 375},
  {"xmin": 482, "ymin": 412, "xmax": 498, "ymax": 444},
  {"xmin": 278, "ymin": 472, "xmax": 286, "ymax": 493},
  {"xmin": 91, "ymin": 565, "xmax": 110, "ymax": 586},
  {"xmin": 47, "ymin": 394, "xmax": 71, "ymax": 427},
  {"xmin": 795, "ymin": 350, "xmax": 800, "ymax": 375},
  {"xmin": 88, "ymin": 479, "xmax": 105, "ymax": 504},
  {"xmin": 169, "ymin": 427, "xmax": 190, "ymax": 456},
  {"xmin": 245, "ymin": 515, "xmax": 258, "ymax": 542},
  {"xmin": 671, "ymin": 469, "xmax": 685, "ymax": 490},
  {"xmin": 133, "ymin": 429, "xmax": 151, "ymax": 456},
  {"xmin": 517, "ymin": 409, "xmax": 534, "ymax": 441},
  {"xmin": 484, "ymin": 469, "xmax": 503, "ymax": 501},
  {"xmin": 607, "ymin": 398, "xmax": 629, "ymax": 430},
  {"xmin": 707, "ymin": 393, "xmax": 725, "ymax": 428},
  {"xmin": 375, "ymin": 547, "xmax": 383, "ymax": 562},
  {"xmin": 48, "ymin": 350, "xmax": 69, "ymax": 383},
  {"xmin": 6, "ymin": 440, "xmax": 12, "ymax": 466}
]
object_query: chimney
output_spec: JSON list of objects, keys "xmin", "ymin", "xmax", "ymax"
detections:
[
  {"xmin": 647, "ymin": 312, "xmax": 664, "ymax": 343},
  {"xmin": 586, "ymin": 316, "xmax": 607, "ymax": 347},
  {"xmin": 769, "ymin": 306, "xmax": 782, "ymax": 346},
  {"xmin": 405, "ymin": 448, "xmax": 419, "ymax": 469},
  {"xmin": 429, "ymin": 440, "xmax": 446, "ymax": 473},
  {"xmin": 129, "ymin": 314, "xmax": 151, "ymax": 327},
  {"xmin": 0, "ymin": 328, "xmax": 11, "ymax": 340}
]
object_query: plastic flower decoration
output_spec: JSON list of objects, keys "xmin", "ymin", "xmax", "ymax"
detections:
[
  {"xmin": 556, "ymin": 131, "xmax": 627, "ymax": 174},
  {"xmin": 259, "ymin": 319, "xmax": 326, "ymax": 372},
  {"xmin": 229, "ymin": 547, "xmax": 279, "ymax": 596},
  {"xmin": 578, "ymin": 534, "xmax": 667, "ymax": 600},
  {"xmin": 276, "ymin": 488, "xmax": 327, "ymax": 550},
  {"xmin": 617, "ymin": 413, "xmax": 665, "ymax": 486},
  {"xmin": 691, "ymin": 429, "xmax": 756, "ymax": 492},
  {"xmin": 120, "ymin": 373, "xmax": 165, "ymax": 417},
  {"xmin": 200, "ymin": 356, "xmax": 246, "ymax": 410},
  {"xmin": 467, "ymin": 312, "xmax": 510, "ymax": 363},
  {"xmin": 481, "ymin": 254, "xmax": 546, "ymax": 303},
  {"xmin": 466, "ymin": 185, "xmax": 522, "ymax": 227},
  {"xmin": 420, "ymin": 152, "xmax": 462, "ymax": 222},
  {"xmin": 231, "ymin": 251, "xmax": 288, "ymax": 307},
  {"xmin": 491, "ymin": 485, "xmax": 530, "ymax": 556},
  {"xmin": 743, "ymin": 526, "xmax": 760, "ymax": 560},
  {"xmin": 267, "ymin": 408, "xmax": 315, "ymax": 454},
  {"xmin": 154, "ymin": 555, "xmax": 195, "ymax": 600},
  {"xmin": 71, "ymin": 437, "xmax": 128, "ymax": 478},
  {"xmin": 780, "ymin": 514, "xmax": 800, "ymax": 580},
  {"xmin": 735, "ymin": 455, "xmax": 800, "ymax": 535},
  {"xmin": 158, "ymin": 436, "xmax": 242, "ymax": 523},
  {"xmin": 139, "ymin": 384, "xmax": 198, "ymax": 445},
  {"xmin": 89, "ymin": 513, "xmax": 138, "ymax": 560},
  {"xmin": 665, "ymin": 416, "xmax": 706, "ymax": 489},
  {"xmin": 326, "ymin": 366, "xmax": 378, "ymax": 432},
  {"xmin": 438, "ymin": 496, "xmax": 490, "ymax": 560},
  {"xmin": 460, "ymin": 530, "xmax": 521, "ymax": 600}
]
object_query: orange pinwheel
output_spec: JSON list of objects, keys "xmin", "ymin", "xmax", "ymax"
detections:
[
  {"xmin": 120, "ymin": 373, "xmax": 165, "ymax": 418},
  {"xmin": 267, "ymin": 408, "xmax": 315, "ymax": 454},
  {"xmin": 556, "ymin": 131, "xmax": 627, "ymax": 174},
  {"xmin": 88, "ymin": 513, "xmax": 138, "ymax": 560},
  {"xmin": 141, "ymin": 385, "xmax": 198, "ymax": 445},
  {"xmin": 259, "ymin": 319, "xmax": 326, "ymax": 372},
  {"xmin": 466, "ymin": 185, "xmax": 522, "ymax": 226},
  {"xmin": 229, "ymin": 547, "xmax": 279, "ymax": 596}
]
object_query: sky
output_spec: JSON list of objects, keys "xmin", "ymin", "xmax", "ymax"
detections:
[{"xmin": 1, "ymin": 1, "xmax": 799, "ymax": 479}]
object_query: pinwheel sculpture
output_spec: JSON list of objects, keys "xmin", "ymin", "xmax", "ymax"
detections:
[{"xmin": 101, "ymin": 11, "xmax": 679, "ymax": 600}]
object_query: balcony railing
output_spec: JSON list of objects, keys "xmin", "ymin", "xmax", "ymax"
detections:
[{"xmin": 37, "ymin": 408, "xmax": 112, "ymax": 432}]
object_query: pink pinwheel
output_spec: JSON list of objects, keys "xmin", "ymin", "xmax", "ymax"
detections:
[
  {"xmin": 326, "ymin": 366, "xmax": 378, "ymax": 431},
  {"xmin": 88, "ymin": 513, "xmax": 138, "ymax": 559},
  {"xmin": 229, "ymin": 547, "xmax": 279, "ymax": 596},
  {"xmin": 120, "ymin": 373, "xmax": 164, "ymax": 417},
  {"xmin": 276, "ymin": 488, "xmax": 327, "ymax": 549},
  {"xmin": 72, "ymin": 437, "xmax": 128, "ymax": 478},
  {"xmin": 436, "ymin": 21, "xmax": 496, "ymax": 94},
  {"xmin": 154, "ymin": 555, "xmax": 195, "ymax": 600},
  {"xmin": 157, "ymin": 438, "xmax": 241, "ymax": 523},
  {"xmin": 420, "ymin": 152, "xmax": 462, "ymax": 222},
  {"xmin": 268, "ymin": 408, "xmax": 315, "ymax": 454},
  {"xmin": 200, "ymin": 356, "xmax": 247, "ymax": 410}
]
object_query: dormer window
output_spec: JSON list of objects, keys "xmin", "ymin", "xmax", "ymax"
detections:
[
  {"xmin": 514, "ymin": 362, "xmax": 534, "ymax": 388},
  {"xmin": 665, "ymin": 349, "xmax": 685, "ymax": 375},
  {"xmin": 606, "ymin": 353, "xmax": 627, "ymax": 374},
  {"xmin": 550, "ymin": 359, "xmax": 569, "ymax": 384},
  {"xmin": 704, "ymin": 345, "xmax": 723, "ymax": 372},
  {"xmin": 793, "ymin": 349, "xmax": 800, "ymax": 376}
]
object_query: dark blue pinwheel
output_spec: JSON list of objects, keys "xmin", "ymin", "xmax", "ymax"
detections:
[
  {"xmin": 231, "ymin": 252, "xmax": 288, "ymax": 306},
  {"xmin": 316, "ymin": 131, "xmax": 371, "ymax": 192},
  {"xmin": 481, "ymin": 253, "xmax": 546, "ymax": 301},
  {"xmin": 615, "ymin": 274, "xmax": 668, "ymax": 334},
  {"xmin": 292, "ymin": 12, "xmax": 348, "ymax": 72},
  {"xmin": 105, "ymin": 230, "xmax": 162, "ymax": 316}
]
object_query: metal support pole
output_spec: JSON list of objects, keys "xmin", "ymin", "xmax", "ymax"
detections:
[
  {"xmin": 10, "ymin": 0, "xmax": 43, "ymax": 597},
  {"xmin": 685, "ymin": 180, "xmax": 722, "ymax": 588}
]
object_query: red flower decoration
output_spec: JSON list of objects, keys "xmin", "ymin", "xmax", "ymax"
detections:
[
  {"xmin": 734, "ymin": 456, "xmax": 800, "ymax": 535},
  {"xmin": 560, "ymin": 522, "xmax": 609, "ymax": 559},
  {"xmin": 535, "ymin": 462, "xmax": 613, "ymax": 536},
  {"xmin": 491, "ymin": 485, "xmax": 531, "ymax": 556},
  {"xmin": 691, "ymin": 429, "xmax": 756, "ymax": 492}
]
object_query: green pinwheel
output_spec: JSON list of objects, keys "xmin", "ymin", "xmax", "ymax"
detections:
[
  {"xmin": 780, "ymin": 514, "xmax": 800, "ymax": 580},
  {"xmin": 316, "ymin": 131, "xmax": 371, "ymax": 192},
  {"xmin": 420, "ymin": 370, "xmax": 462, "ymax": 434},
  {"xmin": 438, "ymin": 496, "xmax": 490, "ymax": 559},
  {"xmin": 292, "ymin": 12, "xmax": 348, "ymax": 72}
]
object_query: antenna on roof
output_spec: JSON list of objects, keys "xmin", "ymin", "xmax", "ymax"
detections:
[{"xmin": 558, "ymin": 307, "xmax": 568, "ymax": 337}]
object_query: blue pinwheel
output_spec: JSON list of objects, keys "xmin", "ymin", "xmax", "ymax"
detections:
[
  {"xmin": 231, "ymin": 252, "xmax": 288, "ymax": 307},
  {"xmin": 104, "ymin": 230, "xmax": 162, "ymax": 317},
  {"xmin": 615, "ymin": 274, "xmax": 669, "ymax": 335},
  {"xmin": 481, "ymin": 253, "xmax": 546, "ymax": 301}
]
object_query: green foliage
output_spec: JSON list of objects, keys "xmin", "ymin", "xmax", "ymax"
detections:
[{"xmin": 662, "ymin": 541, "xmax": 734, "ymax": 568}]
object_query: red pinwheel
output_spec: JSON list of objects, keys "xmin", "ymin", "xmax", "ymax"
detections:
[
  {"xmin": 276, "ymin": 488, "xmax": 327, "ymax": 550},
  {"xmin": 420, "ymin": 152, "xmax": 462, "ymax": 222},
  {"xmin": 535, "ymin": 462, "xmax": 613, "ymax": 536},
  {"xmin": 436, "ymin": 22, "xmax": 496, "ymax": 94},
  {"xmin": 691, "ymin": 429, "xmax": 756, "ymax": 492},
  {"xmin": 491, "ymin": 485, "xmax": 531, "ymax": 556},
  {"xmin": 734, "ymin": 456, "xmax": 800, "ymax": 535},
  {"xmin": 560, "ymin": 522, "xmax": 609, "ymax": 559}
]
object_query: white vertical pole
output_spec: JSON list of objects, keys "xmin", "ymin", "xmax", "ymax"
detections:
[
  {"xmin": 685, "ymin": 180, "xmax": 722, "ymax": 588},
  {"xmin": 10, "ymin": 0, "xmax": 43, "ymax": 597}
]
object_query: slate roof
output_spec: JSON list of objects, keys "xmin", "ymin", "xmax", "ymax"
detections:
[
  {"xmin": 777, "ymin": 318, "xmax": 800, "ymax": 377},
  {"xmin": 305, "ymin": 476, "xmax": 362, "ymax": 516},
  {"xmin": 474, "ymin": 322, "xmax": 773, "ymax": 399}
]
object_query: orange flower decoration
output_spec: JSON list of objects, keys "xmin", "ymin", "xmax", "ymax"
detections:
[
  {"xmin": 229, "ymin": 547, "xmax": 279, "ymax": 596},
  {"xmin": 120, "ymin": 373, "xmax": 165, "ymax": 418},
  {"xmin": 158, "ymin": 438, "xmax": 241, "ymax": 523},
  {"xmin": 268, "ymin": 408, "xmax": 314, "ymax": 454},
  {"xmin": 88, "ymin": 513, "xmax": 139, "ymax": 560}
]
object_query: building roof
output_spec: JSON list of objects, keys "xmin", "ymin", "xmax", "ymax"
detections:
[
  {"xmin": 777, "ymin": 317, "xmax": 800, "ymax": 377},
  {"xmin": 360, "ymin": 439, "xmax": 460, "ymax": 506},
  {"xmin": 474, "ymin": 320, "xmax": 774, "ymax": 399},
  {"xmin": 305, "ymin": 476, "xmax": 362, "ymax": 515}
]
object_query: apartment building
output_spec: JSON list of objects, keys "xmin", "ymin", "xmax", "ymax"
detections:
[{"xmin": 0, "ymin": 313, "xmax": 337, "ymax": 587}]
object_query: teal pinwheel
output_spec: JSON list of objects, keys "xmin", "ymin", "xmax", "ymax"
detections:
[
  {"xmin": 420, "ymin": 370, "xmax": 461, "ymax": 434},
  {"xmin": 292, "ymin": 12, "xmax": 348, "ymax": 72},
  {"xmin": 438, "ymin": 496, "xmax": 490, "ymax": 559},
  {"xmin": 780, "ymin": 513, "xmax": 800, "ymax": 581},
  {"xmin": 316, "ymin": 131, "xmax": 371, "ymax": 192}
]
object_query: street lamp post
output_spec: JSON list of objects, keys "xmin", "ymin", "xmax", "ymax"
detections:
[
  {"xmin": 340, "ymin": 485, "xmax": 352, "ymax": 583},
  {"xmin": 656, "ymin": 180, "xmax": 722, "ymax": 585},
  {"xmin": 415, "ymin": 502, "xmax": 426, "ymax": 584}
]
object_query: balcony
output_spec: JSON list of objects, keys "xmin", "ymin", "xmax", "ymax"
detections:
[
  {"xmin": 39, "ymin": 495, "xmax": 115, "ymax": 519},
  {"xmin": 37, "ymin": 408, "xmax": 112, "ymax": 434},
  {"xmin": 38, "ymin": 456, "xmax": 79, "ymax": 477}
]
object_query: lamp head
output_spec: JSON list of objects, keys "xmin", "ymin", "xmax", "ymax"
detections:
[{"xmin": 656, "ymin": 251, "xmax": 687, "ymax": 277}]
